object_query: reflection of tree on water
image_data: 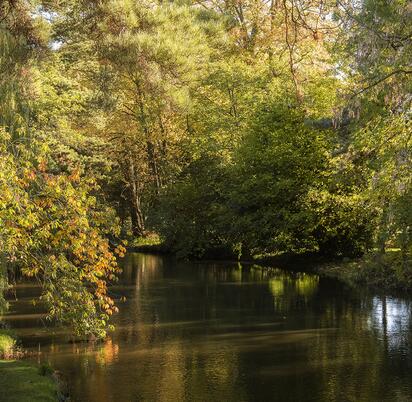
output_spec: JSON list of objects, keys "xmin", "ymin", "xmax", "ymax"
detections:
[
  {"xmin": 110, "ymin": 255, "xmax": 249, "ymax": 402},
  {"xmin": 369, "ymin": 296, "xmax": 412, "ymax": 354},
  {"xmin": 269, "ymin": 272, "xmax": 320, "ymax": 310},
  {"xmin": 116, "ymin": 255, "xmax": 412, "ymax": 402},
  {"xmin": 95, "ymin": 338, "xmax": 120, "ymax": 366},
  {"xmin": 269, "ymin": 273, "xmax": 319, "ymax": 297},
  {"xmin": 6, "ymin": 253, "xmax": 412, "ymax": 402},
  {"xmin": 306, "ymin": 292, "xmax": 412, "ymax": 402}
]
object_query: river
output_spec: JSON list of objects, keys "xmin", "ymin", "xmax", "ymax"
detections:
[{"xmin": 3, "ymin": 253, "xmax": 412, "ymax": 401}]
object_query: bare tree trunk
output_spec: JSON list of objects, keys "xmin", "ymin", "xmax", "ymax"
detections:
[
  {"xmin": 283, "ymin": 0, "xmax": 304, "ymax": 102},
  {"xmin": 268, "ymin": 0, "xmax": 280, "ymax": 77}
]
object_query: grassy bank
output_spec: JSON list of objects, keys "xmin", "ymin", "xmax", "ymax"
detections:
[
  {"xmin": 317, "ymin": 250, "xmax": 412, "ymax": 292},
  {"xmin": 0, "ymin": 331, "xmax": 59, "ymax": 402},
  {"xmin": 0, "ymin": 360, "xmax": 58, "ymax": 402}
]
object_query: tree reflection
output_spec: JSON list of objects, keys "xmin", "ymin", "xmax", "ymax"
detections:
[{"xmin": 4, "ymin": 253, "xmax": 412, "ymax": 402}]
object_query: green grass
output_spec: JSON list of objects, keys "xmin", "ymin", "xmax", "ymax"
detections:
[
  {"xmin": 0, "ymin": 360, "xmax": 58, "ymax": 402},
  {"xmin": 0, "ymin": 331, "xmax": 58, "ymax": 401}
]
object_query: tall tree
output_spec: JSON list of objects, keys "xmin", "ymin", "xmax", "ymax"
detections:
[{"xmin": 0, "ymin": 0, "xmax": 123, "ymax": 338}]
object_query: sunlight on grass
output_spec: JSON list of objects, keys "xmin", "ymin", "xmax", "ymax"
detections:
[{"xmin": 0, "ymin": 361, "xmax": 58, "ymax": 402}]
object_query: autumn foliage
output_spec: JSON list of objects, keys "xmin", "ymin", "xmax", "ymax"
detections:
[{"xmin": 0, "ymin": 128, "xmax": 124, "ymax": 337}]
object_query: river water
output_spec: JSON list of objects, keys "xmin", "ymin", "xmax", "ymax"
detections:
[{"xmin": 3, "ymin": 253, "xmax": 412, "ymax": 402}]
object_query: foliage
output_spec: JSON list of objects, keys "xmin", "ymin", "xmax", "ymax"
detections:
[
  {"xmin": 0, "ymin": 330, "xmax": 16, "ymax": 360},
  {"xmin": 351, "ymin": 116, "xmax": 412, "ymax": 258},
  {"xmin": 1, "ymin": 0, "xmax": 411, "ymax": 332},
  {"xmin": 155, "ymin": 153, "xmax": 232, "ymax": 258},
  {"xmin": 0, "ymin": 127, "xmax": 123, "ymax": 337},
  {"xmin": 228, "ymin": 104, "xmax": 330, "ymax": 255},
  {"xmin": 0, "ymin": 0, "xmax": 123, "ymax": 338},
  {"xmin": 318, "ymin": 250, "xmax": 412, "ymax": 291},
  {"xmin": 144, "ymin": 1, "xmax": 410, "ymax": 268}
]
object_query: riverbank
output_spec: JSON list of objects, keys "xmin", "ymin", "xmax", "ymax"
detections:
[
  {"xmin": 0, "ymin": 331, "xmax": 59, "ymax": 402},
  {"xmin": 127, "ymin": 233, "xmax": 170, "ymax": 254},
  {"xmin": 316, "ymin": 250, "xmax": 412, "ymax": 292},
  {"xmin": 128, "ymin": 237, "xmax": 412, "ymax": 292},
  {"xmin": 0, "ymin": 360, "xmax": 58, "ymax": 402}
]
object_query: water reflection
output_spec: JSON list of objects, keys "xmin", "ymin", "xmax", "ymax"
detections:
[
  {"xmin": 369, "ymin": 296, "xmax": 412, "ymax": 354},
  {"xmin": 3, "ymin": 253, "xmax": 412, "ymax": 402}
]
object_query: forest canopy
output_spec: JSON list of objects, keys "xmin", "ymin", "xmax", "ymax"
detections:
[{"xmin": 0, "ymin": 0, "xmax": 411, "ymax": 336}]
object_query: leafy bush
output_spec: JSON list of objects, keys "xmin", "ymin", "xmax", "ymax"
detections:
[{"xmin": 0, "ymin": 331, "xmax": 16, "ymax": 360}]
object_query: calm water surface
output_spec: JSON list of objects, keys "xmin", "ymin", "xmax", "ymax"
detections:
[{"xmin": 4, "ymin": 253, "xmax": 412, "ymax": 402}]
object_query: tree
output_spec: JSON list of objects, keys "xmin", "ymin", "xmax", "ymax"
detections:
[
  {"xmin": 334, "ymin": 0, "xmax": 412, "ymax": 265},
  {"xmin": 0, "ymin": 0, "xmax": 123, "ymax": 338},
  {"xmin": 68, "ymin": 1, "xmax": 214, "ymax": 237}
]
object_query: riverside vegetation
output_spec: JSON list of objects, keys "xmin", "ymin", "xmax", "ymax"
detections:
[
  {"xmin": 0, "ymin": 0, "xmax": 411, "ymax": 347},
  {"xmin": 0, "ymin": 329, "xmax": 58, "ymax": 402}
]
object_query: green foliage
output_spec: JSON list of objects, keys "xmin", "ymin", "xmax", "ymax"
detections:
[
  {"xmin": 0, "ymin": 0, "xmax": 123, "ymax": 339},
  {"xmin": 304, "ymin": 190, "xmax": 374, "ymax": 257},
  {"xmin": 318, "ymin": 250, "xmax": 412, "ymax": 291},
  {"xmin": 228, "ymin": 104, "xmax": 330, "ymax": 255},
  {"xmin": 153, "ymin": 0, "xmax": 411, "ymax": 269},
  {"xmin": 352, "ymin": 116, "xmax": 411, "ymax": 257},
  {"xmin": 38, "ymin": 363, "xmax": 54, "ymax": 377},
  {"xmin": 155, "ymin": 153, "xmax": 232, "ymax": 258},
  {"xmin": 0, "ymin": 331, "xmax": 16, "ymax": 360},
  {"xmin": 1, "ymin": 0, "xmax": 411, "ymax": 332},
  {"xmin": 336, "ymin": 0, "xmax": 412, "ymax": 110},
  {"xmin": 156, "ymin": 100, "xmax": 374, "ymax": 259}
]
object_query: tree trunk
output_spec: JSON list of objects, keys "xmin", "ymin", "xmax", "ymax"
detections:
[
  {"xmin": 128, "ymin": 157, "xmax": 145, "ymax": 237},
  {"xmin": 146, "ymin": 140, "xmax": 161, "ymax": 192},
  {"xmin": 130, "ymin": 196, "xmax": 145, "ymax": 237},
  {"xmin": 378, "ymin": 203, "xmax": 389, "ymax": 255},
  {"xmin": 400, "ymin": 226, "xmax": 409, "ymax": 270},
  {"xmin": 135, "ymin": 81, "xmax": 162, "ymax": 193}
]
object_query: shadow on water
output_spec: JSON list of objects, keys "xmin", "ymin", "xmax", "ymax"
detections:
[{"xmin": 3, "ymin": 253, "xmax": 412, "ymax": 402}]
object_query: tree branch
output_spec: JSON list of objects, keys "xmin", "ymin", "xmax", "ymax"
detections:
[{"xmin": 352, "ymin": 69, "xmax": 412, "ymax": 98}]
